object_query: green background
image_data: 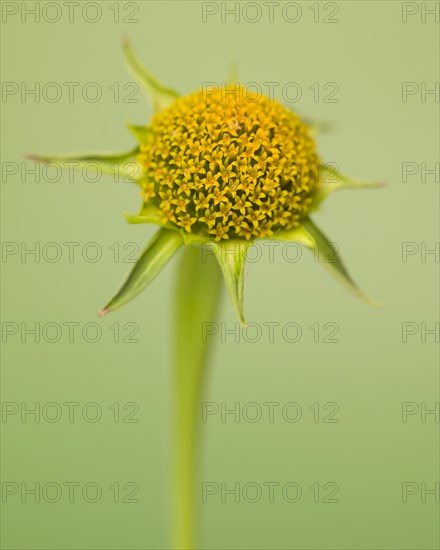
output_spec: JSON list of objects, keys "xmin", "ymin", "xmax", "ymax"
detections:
[{"xmin": 1, "ymin": 1, "xmax": 439, "ymax": 548}]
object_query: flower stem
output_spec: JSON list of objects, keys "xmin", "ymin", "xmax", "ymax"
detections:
[{"xmin": 172, "ymin": 245, "xmax": 222, "ymax": 549}]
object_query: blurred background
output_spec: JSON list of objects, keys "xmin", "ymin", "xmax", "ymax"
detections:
[{"xmin": 1, "ymin": 1, "xmax": 439, "ymax": 548}]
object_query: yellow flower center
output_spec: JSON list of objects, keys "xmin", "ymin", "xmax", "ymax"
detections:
[{"xmin": 139, "ymin": 87, "xmax": 320, "ymax": 240}]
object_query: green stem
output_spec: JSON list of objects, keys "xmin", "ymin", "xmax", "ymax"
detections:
[{"xmin": 172, "ymin": 245, "xmax": 222, "ymax": 549}]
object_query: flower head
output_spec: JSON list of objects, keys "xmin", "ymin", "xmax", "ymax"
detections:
[
  {"xmin": 139, "ymin": 87, "xmax": 319, "ymax": 241},
  {"xmin": 31, "ymin": 39, "xmax": 383, "ymax": 323}
]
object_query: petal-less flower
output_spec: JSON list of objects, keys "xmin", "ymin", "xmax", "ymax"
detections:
[{"xmin": 30, "ymin": 39, "xmax": 382, "ymax": 550}]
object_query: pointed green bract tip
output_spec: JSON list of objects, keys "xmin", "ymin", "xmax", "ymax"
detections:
[
  {"xmin": 209, "ymin": 241, "xmax": 250, "ymax": 325},
  {"xmin": 24, "ymin": 153, "xmax": 42, "ymax": 162},
  {"xmin": 274, "ymin": 218, "xmax": 381, "ymax": 308},
  {"xmin": 122, "ymin": 37, "xmax": 179, "ymax": 113},
  {"xmin": 100, "ymin": 228, "xmax": 183, "ymax": 314},
  {"xmin": 97, "ymin": 308, "xmax": 110, "ymax": 317},
  {"xmin": 363, "ymin": 297, "xmax": 384, "ymax": 308},
  {"xmin": 309, "ymin": 166, "xmax": 384, "ymax": 212},
  {"xmin": 230, "ymin": 307, "xmax": 246, "ymax": 326},
  {"xmin": 25, "ymin": 148, "xmax": 142, "ymax": 184},
  {"xmin": 25, "ymin": 154, "xmax": 50, "ymax": 164}
]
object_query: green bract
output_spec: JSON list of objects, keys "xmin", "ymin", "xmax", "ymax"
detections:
[{"xmin": 32, "ymin": 39, "xmax": 382, "ymax": 323}]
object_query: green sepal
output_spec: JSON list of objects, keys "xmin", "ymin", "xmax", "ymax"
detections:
[
  {"xmin": 310, "ymin": 165, "xmax": 384, "ymax": 211},
  {"xmin": 124, "ymin": 204, "xmax": 186, "ymax": 238},
  {"xmin": 122, "ymin": 37, "xmax": 179, "ymax": 112},
  {"xmin": 208, "ymin": 240, "xmax": 251, "ymax": 325},
  {"xmin": 124, "ymin": 203, "xmax": 164, "ymax": 226},
  {"xmin": 274, "ymin": 218, "xmax": 381, "ymax": 306},
  {"xmin": 124, "ymin": 205, "xmax": 213, "ymax": 244},
  {"xmin": 98, "ymin": 228, "xmax": 183, "ymax": 315},
  {"xmin": 28, "ymin": 148, "xmax": 142, "ymax": 183},
  {"xmin": 126, "ymin": 123, "xmax": 151, "ymax": 145},
  {"xmin": 181, "ymin": 232, "xmax": 212, "ymax": 246}
]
